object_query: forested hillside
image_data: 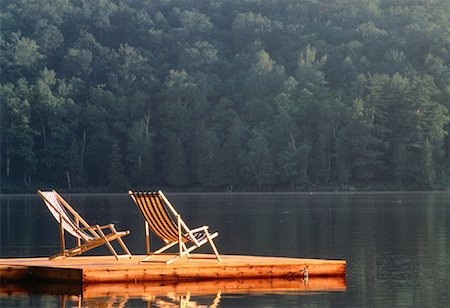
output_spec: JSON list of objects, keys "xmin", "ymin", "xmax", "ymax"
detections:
[{"xmin": 1, "ymin": 0, "xmax": 449, "ymax": 192}]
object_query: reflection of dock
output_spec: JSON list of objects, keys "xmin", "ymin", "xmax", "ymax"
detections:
[
  {"xmin": 0, "ymin": 277, "xmax": 346, "ymax": 297},
  {"xmin": 83, "ymin": 276, "xmax": 346, "ymax": 297},
  {"xmin": 1, "ymin": 277, "xmax": 346, "ymax": 307},
  {"xmin": 0, "ymin": 254, "xmax": 345, "ymax": 284}
]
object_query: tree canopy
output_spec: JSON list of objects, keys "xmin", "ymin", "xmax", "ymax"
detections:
[{"xmin": 1, "ymin": 0, "xmax": 449, "ymax": 192}]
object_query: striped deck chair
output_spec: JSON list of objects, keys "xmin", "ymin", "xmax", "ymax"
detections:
[
  {"xmin": 38, "ymin": 190, "xmax": 132, "ymax": 260},
  {"xmin": 128, "ymin": 190, "xmax": 221, "ymax": 264}
]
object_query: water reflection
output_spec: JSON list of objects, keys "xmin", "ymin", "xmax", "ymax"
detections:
[
  {"xmin": 1, "ymin": 192, "xmax": 449, "ymax": 307},
  {"xmin": 1, "ymin": 277, "xmax": 346, "ymax": 307}
]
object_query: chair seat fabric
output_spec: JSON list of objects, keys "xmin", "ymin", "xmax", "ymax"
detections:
[
  {"xmin": 129, "ymin": 190, "xmax": 221, "ymax": 264},
  {"xmin": 189, "ymin": 231, "xmax": 207, "ymax": 242},
  {"xmin": 38, "ymin": 190, "xmax": 132, "ymax": 260}
]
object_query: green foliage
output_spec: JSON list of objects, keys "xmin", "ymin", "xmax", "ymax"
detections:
[
  {"xmin": 241, "ymin": 127, "xmax": 275, "ymax": 190},
  {"xmin": 107, "ymin": 143, "xmax": 129, "ymax": 191},
  {"xmin": 0, "ymin": 80, "xmax": 36, "ymax": 186},
  {"xmin": 127, "ymin": 118, "xmax": 156, "ymax": 186},
  {"xmin": 1, "ymin": 0, "xmax": 450, "ymax": 191},
  {"xmin": 162, "ymin": 133, "xmax": 189, "ymax": 187}
]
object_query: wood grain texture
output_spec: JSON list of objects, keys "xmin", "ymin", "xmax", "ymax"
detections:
[{"xmin": 0, "ymin": 254, "xmax": 346, "ymax": 283}]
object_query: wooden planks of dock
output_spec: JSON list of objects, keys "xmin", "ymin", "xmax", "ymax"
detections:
[{"xmin": 0, "ymin": 254, "xmax": 346, "ymax": 284}]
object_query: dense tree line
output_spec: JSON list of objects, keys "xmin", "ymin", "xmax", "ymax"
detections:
[{"xmin": 1, "ymin": 0, "xmax": 449, "ymax": 192}]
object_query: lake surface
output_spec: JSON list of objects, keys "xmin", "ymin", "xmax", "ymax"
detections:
[{"xmin": 0, "ymin": 192, "xmax": 449, "ymax": 307}]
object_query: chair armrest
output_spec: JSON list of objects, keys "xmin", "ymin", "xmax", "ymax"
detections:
[
  {"xmin": 189, "ymin": 226, "xmax": 209, "ymax": 234},
  {"xmin": 79, "ymin": 224, "xmax": 114, "ymax": 231}
]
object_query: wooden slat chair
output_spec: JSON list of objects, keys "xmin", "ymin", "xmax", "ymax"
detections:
[
  {"xmin": 128, "ymin": 190, "xmax": 221, "ymax": 264},
  {"xmin": 38, "ymin": 190, "xmax": 132, "ymax": 260}
]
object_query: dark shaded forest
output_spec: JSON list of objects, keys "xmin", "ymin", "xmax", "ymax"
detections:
[{"xmin": 1, "ymin": 0, "xmax": 449, "ymax": 192}]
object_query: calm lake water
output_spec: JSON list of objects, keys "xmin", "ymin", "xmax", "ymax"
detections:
[{"xmin": 0, "ymin": 192, "xmax": 449, "ymax": 307}]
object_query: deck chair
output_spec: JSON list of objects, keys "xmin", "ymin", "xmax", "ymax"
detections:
[
  {"xmin": 38, "ymin": 190, "xmax": 132, "ymax": 260},
  {"xmin": 128, "ymin": 190, "xmax": 221, "ymax": 264}
]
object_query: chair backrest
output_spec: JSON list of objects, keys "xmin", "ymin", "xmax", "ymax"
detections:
[
  {"xmin": 38, "ymin": 190, "xmax": 94, "ymax": 241},
  {"xmin": 129, "ymin": 191, "xmax": 190, "ymax": 243}
]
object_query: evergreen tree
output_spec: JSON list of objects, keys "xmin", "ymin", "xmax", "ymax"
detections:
[
  {"xmin": 1, "ymin": 0, "xmax": 450, "ymax": 191},
  {"xmin": 127, "ymin": 117, "xmax": 156, "ymax": 186},
  {"xmin": 107, "ymin": 143, "xmax": 129, "ymax": 192},
  {"xmin": 162, "ymin": 133, "xmax": 189, "ymax": 187},
  {"xmin": 241, "ymin": 127, "xmax": 274, "ymax": 190},
  {"xmin": 0, "ymin": 80, "xmax": 36, "ymax": 188}
]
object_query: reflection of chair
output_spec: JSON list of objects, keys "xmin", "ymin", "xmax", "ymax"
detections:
[
  {"xmin": 62, "ymin": 295, "xmax": 129, "ymax": 308},
  {"xmin": 148, "ymin": 291, "xmax": 221, "ymax": 308},
  {"xmin": 38, "ymin": 190, "xmax": 132, "ymax": 260},
  {"xmin": 128, "ymin": 190, "xmax": 221, "ymax": 264}
]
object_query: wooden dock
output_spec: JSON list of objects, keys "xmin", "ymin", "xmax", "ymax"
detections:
[{"xmin": 0, "ymin": 254, "xmax": 346, "ymax": 284}]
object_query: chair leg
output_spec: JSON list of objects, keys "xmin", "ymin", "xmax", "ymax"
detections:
[
  {"xmin": 153, "ymin": 241, "xmax": 178, "ymax": 254},
  {"xmin": 165, "ymin": 242, "xmax": 195, "ymax": 264},
  {"xmin": 182, "ymin": 242, "xmax": 191, "ymax": 260},
  {"xmin": 96, "ymin": 225, "xmax": 120, "ymax": 260},
  {"xmin": 165, "ymin": 256, "xmax": 178, "ymax": 264},
  {"xmin": 141, "ymin": 241, "xmax": 178, "ymax": 262},
  {"xmin": 142, "ymin": 254, "xmax": 154, "ymax": 262},
  {"xmin": 49, "ymin": 253, "xmax": 66, "ymax": 260},
  {"xmin": 64, "ymin": 239, "xmax": 104, "ymax": 257},
  {"xmin": 117, "ymin": 237, "xmax": 132, "ymax": 257},
  {"xmin": 205, "ymin": 232, "xmax": 221, "ymax": 262},
  {"xmin": 177, "ymin": 216, "xmax": 184, "ymax": 260},
  {"xmin": 145, "ymin": 221, "xmax": 151, "ymax": 255},
  {"xmin": 166, "ymin": 233, "xmax": 220, "ymax": 264},
  {"xmin": 59, "ymin": 219, "xmax": 66, "ymax": 257},
  {"xmin": 109, "ymin": 225, "xmax": 132, "ymax": 258}
]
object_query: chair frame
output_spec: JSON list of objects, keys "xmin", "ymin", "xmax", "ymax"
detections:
[
  {"xmin": 38, "ymin": 190, "xmax": 132, "ymax": 260},
  {"xmin": 129, "ymin": 190, "xmax": 221, "ymax": 264}
]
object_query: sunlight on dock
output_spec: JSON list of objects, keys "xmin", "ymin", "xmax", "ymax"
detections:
[{"xmin": 0, "ymin": 254, "xmax": 345, "ymax": 284}]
